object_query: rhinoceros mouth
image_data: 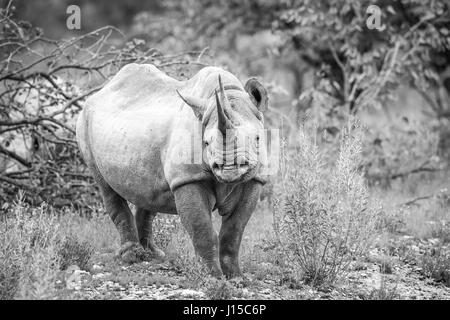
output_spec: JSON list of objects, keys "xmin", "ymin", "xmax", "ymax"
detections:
[{"xmin": 212, "ymin": 162, "xmax": 252, "ymax": 183}]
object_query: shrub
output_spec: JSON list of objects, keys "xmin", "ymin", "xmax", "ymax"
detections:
[
  {"xmin": 421, "ymin": 247, "xmax": 450, "ymax": 287},
  {"xmin": 205, "ymin": 277, "xmax": 240, "ymax": 300},
  {"xmin": 274, "ymin": 121, "xmax": 379, "ymax": 287},
  {"xmin": 363, "ymin": 276, "xmax": 400, "ymax": 300},
  {"xmin": 57, "ymin": 234, "xmax": 93, "ymax": 271},
  {"xmin": 374, "ymin": 256, "xmax": 395, "ymax": 275}
]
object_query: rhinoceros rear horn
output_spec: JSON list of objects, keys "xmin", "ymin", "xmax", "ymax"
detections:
[{"xmin": 176, "ymin": 89, "xmax": 207, "ymax": 120}]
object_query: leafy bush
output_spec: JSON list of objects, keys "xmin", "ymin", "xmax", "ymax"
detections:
[
  {"xmin": 274, "ymin": 121, "xmax": 379, "ymax": 287},
  {"xmin": 280, "ymin": 0, "xmax": 449, "ymax": 116}
]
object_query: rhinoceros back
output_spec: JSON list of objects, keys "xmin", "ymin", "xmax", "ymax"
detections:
[{"xmin": 76, "ymin": 63, "xmax": 186, "ymax": 212}]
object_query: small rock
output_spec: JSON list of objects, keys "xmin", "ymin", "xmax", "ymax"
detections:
[
  {"xmin": 66, "ymin": 270, "xmax": 92, "ymax": 290},
  {"xmin": 428, "ymin": 238, "xmax": 440, "ymax": 245},
  {"xmin": 92, "ymin": 264, "xmax": 103, "ymax": 272},
  {"xmin": 167, "ymin": 289, "xmax": 205, "ymax": 299},
  {"xmin": 66, "ymin": 265, "xmax": 80, "ymax": 274},
  {"xmin": 93, "ymin": 272, "xmax": 111, "ymax": 279},
  {"xmin": 260, "ymin": 288, "xmax": 272, "ymax": 295}
]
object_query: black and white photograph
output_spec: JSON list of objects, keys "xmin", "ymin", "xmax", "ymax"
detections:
[{"xmin": 0, "ymin": 0, "xmax": 450, "ymax": 305}]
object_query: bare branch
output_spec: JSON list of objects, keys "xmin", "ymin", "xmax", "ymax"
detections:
[
  {"xmin": 0, "ymin": 174, "xmax": 34, "ymax": 190},
  {"xmin": 0, "ymin": 145, "xmax": 31, "ymax": 168}
]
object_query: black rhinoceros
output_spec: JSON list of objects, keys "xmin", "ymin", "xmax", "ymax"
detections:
[{"xmin": 76, "ymin": 63, "xmax": 269, "ymax": 277}]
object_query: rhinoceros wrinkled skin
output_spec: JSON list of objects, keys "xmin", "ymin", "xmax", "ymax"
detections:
[{"xmin": 76, "ymin": 63, "xmax": 269, "ymax": 278}]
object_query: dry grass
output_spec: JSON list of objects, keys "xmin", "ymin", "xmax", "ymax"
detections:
[
  {"xmin": 0, "ymin": 194, "xmax": 62, "ymax": 299},
  {"xmin": 363, "ymin": 276, "xmax": 400, "ymax": 300},
  {"xmin": 372, "ymin": 169, "xmax": 450, "ymax": 288},
  {"xmin": 0, "ymin": 193, "xmax": 115, "ymax": 299},
  {"xmin": 163, "ymin": 219, "xmax": 211, "ymax": 288},
  {"xmin": 58, "ymin": 207, "xmax": 119, "ymax": 251},
  {"xmin": 403, "ymin": 196, "xmax": 450, "ymax": 242}
]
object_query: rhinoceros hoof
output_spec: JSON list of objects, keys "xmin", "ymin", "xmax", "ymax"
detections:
[{"xmin": 117, "ymin": 241, "xmax": 146, "ymax": 264}]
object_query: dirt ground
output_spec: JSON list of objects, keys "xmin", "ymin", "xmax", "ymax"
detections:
[{"xmin": 57, "ymin": 225, "xmax": 450, "ymax": 300}]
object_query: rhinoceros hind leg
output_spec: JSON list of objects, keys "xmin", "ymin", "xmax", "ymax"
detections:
[
  {"xmin": 135, "ymin": 208, "xmax": 165, "ymax": 261},
  {"xmin": 96, "ymin": 177, "xmax": 143, "ymax": 264}
]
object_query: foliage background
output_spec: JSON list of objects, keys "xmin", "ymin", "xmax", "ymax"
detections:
[{"xmin": 0, "ymin": 0, "xmax": 449, "ymax": 207}]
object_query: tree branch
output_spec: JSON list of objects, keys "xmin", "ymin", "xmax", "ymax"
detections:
[{"xmin": 0, "ymin": 144, "xmax": 31, "ymax": 168}]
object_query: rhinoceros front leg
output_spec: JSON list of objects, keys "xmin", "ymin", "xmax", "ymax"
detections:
[
  {"xmin": 219, "ymin": 181, "xmax": 262, "ymax": 278},
  {"xmin": 135, "ymin": 208, "xmax": 165, "ymax": 260},
  {"xmin": 173, "ymin": 183, "xmax": 222, "ymax": 277},
  {"xmin": 97, "ymin": 182, "xmax": 143, "ymax": 264}
]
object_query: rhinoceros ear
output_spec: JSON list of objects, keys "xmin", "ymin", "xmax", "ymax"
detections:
[
  {"xmin": 176, "ymin": 90, "xmax": 207, "ymax": 120},
  {"xmin": 244, "ymin": 78, "xmax": 268, "ymax": 112}
]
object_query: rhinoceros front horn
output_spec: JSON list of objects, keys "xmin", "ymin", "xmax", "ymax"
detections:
[
  {"xmin": 176, "ymin": 89, "xmax": 207, "ymax": 120},
  {"xmin": 218, "ymin": 75, "xmax": 232, "ymax": 112},
  {"xmin": 214, "ymin": 89, "xmax": 234, "ymax": 136}
]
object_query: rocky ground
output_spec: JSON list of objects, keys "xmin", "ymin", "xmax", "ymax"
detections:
[{"xmin": 56, "ymin": 234, "xmax": 450, "ymax": 300}]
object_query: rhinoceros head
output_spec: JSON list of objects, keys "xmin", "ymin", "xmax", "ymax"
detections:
[{"xmin": 177, "ymin": 75, "xmax": 268, "ymax": 183}]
